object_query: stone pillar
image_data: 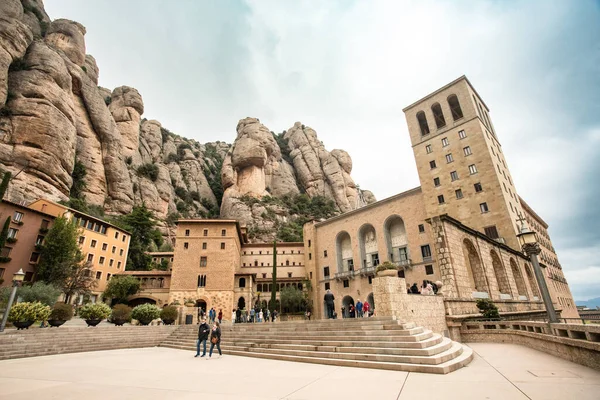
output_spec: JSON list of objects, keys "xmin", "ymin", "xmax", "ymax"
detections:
[{"xmin": 373, "ymin": 274, "xmax": 407, "ymax": 319}]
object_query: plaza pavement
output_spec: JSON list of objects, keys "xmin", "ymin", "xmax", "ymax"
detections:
[{"xmin": 0, "ymin": 342, "xmax": 598, "ymax": 399}]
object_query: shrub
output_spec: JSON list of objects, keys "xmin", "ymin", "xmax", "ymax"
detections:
[
  {"xmin": 103, "ymin": 275, "xmax": 140, "ymax": 304},
  {"xmin": 375, "ymin": 261, "xmax": 397, "ymax": 273},
  {"xmin": 476, "ymin": 299, "xmax": 500, "ymax": 319},
  {"xmin": 17, "ymin": 282, "xmax": 61, "ymax": 306},
  {"xmin": 79, "ymin": 302, "xmax": 111, "ymax": 320},
  {"xmin": 131, "ymin": 303, "xmax": 161, "ymax": 325},
  {"xmin": 111, "ymin": 304, "xmax": 132, "ymax": 322},
  {"xmin": 8, "ymin": 302, "xmax": 51, "ymax": 322},
  {"xmin": 160, "ymin": 305, "xmax": 178, "ymax": 321},
  {"xmin": 49, "ymin": 303, "xmax": 74, "ymax": 321},
  {"xmin": 81, "ymin": 65, "xmax": 87, "ymax": 73},
  {"xmin": 137, "ymin": 163, "xmax": 159, "ymax": 181}
]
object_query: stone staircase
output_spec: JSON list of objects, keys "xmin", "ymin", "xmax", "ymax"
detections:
[
  {"xmin": 0, "ymin": 325, "xmax": 177, "ymax": 360},
  {"xmin": 160, "ymin": 317, "xmax": 473, "ymax": 374}
]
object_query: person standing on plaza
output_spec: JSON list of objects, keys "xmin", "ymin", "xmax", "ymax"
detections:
[
  {"xmin": 324, "ymin": 289, "xmax": 335, "ymax": 319},
  {"xmin": 195, "ymin": 317, "xmax": 210, "ymax": 357},
  {"xmin": 264, "ymin": 308, "xmax": 270, "ymax": 323},
  {"xmin": 250, "ymin": 308, "xmax": 255, "ymax": 323},
  {"xmin": 363, "ymin": 301, "xmax": 370, "ymax": 318},
  {"xmin": 218, "ymin": 309, "xmax": 223, "ymax": 324},
  {"xmin": 356, "ymin": 299, "xmax": 363, "ymax": 318},
  {"xmin": 209, "ymin": 321, "xmax": 222, "ymax": 358},
  {"xmin": 231, "ymin": 309, "xmax": 236, "ymax": 324},
  {"xmin": 258, "ymin": 309, "xmax": 263, "ymax": 322}
]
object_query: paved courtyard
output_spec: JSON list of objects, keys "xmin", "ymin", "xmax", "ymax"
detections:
[{"xmin": 0, "ymin": 343, "xmax": 598, "ymax": 399}]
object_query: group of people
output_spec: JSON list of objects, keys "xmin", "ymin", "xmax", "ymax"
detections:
[
  {"xmin": 324, "ymin": 289, "xmax": 372, "ymax": 319},
  {"xmin": 194, "ymin": 318, "xmax": 222, "ymax": 359},
  {"xmin": 198, "ymin": 307, "xmax": 223, "ymax": 324},
  {"xmin": 231, "ymin": 307, "xmax": 278, "ymax": 324},
  {"xmin": 407, "ymin": 280, "xmax": 439, "ymax": 295}
]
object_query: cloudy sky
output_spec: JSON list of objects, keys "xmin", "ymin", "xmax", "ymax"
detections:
[{"xmin": 44, "ymin": 0, "xmax": 600, "ymax": 301}]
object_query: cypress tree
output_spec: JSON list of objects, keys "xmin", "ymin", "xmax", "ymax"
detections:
[
  {"xmin": 270, "ymin": 241, "xmax": 277, "ymax": 314},
  {"xmin": 0, "ymin": 217, "xmax": 10, "ymax": 249},
  {"xmin": 0, "ymin": 171, "xmax": 11, "ymax": 200}
]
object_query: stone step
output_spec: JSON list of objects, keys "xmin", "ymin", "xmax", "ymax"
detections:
[
  {"xmin": 196, "ymin": 331, "xmax": 433, "ymax": 342},
  {"xmin": 0, "ymin": 343, "xmax": 162, "ymax": 360},
  {"xmin": 162, "ymin": 343, "xmax": 474, "ymax": 374}
]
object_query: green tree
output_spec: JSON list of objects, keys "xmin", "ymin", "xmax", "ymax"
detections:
[
  {"xmin": 16, "ymin": 282, "xmax": 62, "ymax": 306},
  {"xmin": 69, "ymin": 160, "xmax": 87, "ymax": 200},
  {"xmin": 116, "ymin": 204, "xmax": 162, "ymax": 270},
  {"xmin": 36, "ymin": 216, "xmax": 82, "ymax": 286},
  {"xmin": 280, "ymin": 286, "xmax": 306, "ymax": 313},
  {"xmin": 270, "ymin": 241, "xmax": 277, "ymax": 314},
  {"xmin": 62, "ymin": 261, "xmax": 97, "ymax": 304},
  {"xmin": 0, "ymin": 217, "xmax": 10, "ymax": 249},
  {"xmin": 103, "ymin": 275, "xmax": 140, "ymax": 304},
  {"xmin": 0, "ymin": 171, "xmax": 11, "ymax": 199}
]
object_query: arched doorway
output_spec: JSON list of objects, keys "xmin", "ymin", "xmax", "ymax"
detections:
[
  {"xmin": 462, "ymin": 239, "xmax": 488, "ymax": 295},
  {"xmin": 237, "ymin": 296, "xmax": 246, "ymax": 310},
  {"xmin": 510, "ymin": 258, "xmax": 527, "ymax": 299},
  {"xmin": 342, "ymin": 295, "xmax": 354, "ymax": 318},
  {"xmin": 128, "ymin": 297, "xmax": 156, "ymax": 307},
  {"xmin": 367, "ymin": 293, "xmax": 375, "ymax": 313},
  {"xmin": 196, "ymin": 300, "xmax": 207, "ymax": 314}
]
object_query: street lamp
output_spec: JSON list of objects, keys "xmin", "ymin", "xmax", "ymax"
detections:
[
  {"xmin": 516, "ymin": 220, "xmax": 558, "ymax": 323},
  {"xmin": 0, "ymin": 268, "xmax": 26, "ymax": 332}
]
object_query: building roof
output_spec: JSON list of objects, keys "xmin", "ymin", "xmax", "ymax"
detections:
[
  {"xmin": 402, "ymin": 75, "xmax": 490, "ymax": 112},
  {"xmin": 148, "ymin": 252, "xmax": 174, "ymax": 256},
  {"xmin": 0, "ymin": 199, "xmax": 56, "ymax": 219},
  {"xmin": 28, "ymin": 198, "xmax": 131, "ymax": 234},
  {"xmin": 176, "ymin": 218, "xmax": 245, "ymax": 243},
  {"xmin": 242, "ymin": 242, "xmax": 304, "ymax": 247},
  {"xmin": 518, "ymin": 196, "xmax": 549, "ymax": 229},
  {"xmin": 314, "ymin": 187, "xmax": 422, "ymax": 228}
]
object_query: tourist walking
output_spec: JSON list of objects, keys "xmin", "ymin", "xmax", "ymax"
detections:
[
  {"xmin": 349, "ymin": 304, "xmax": 356, "ymax": 318},
  {"xmin": 264, "ymin": 309, "xmax": 270, "ymax": 323},
  {"xmin": 258, "ymin": 309, "xmax": 263, "ymax": 322},
  {"xmin": 236, "ymin": 307, "xmax": 242, "ymax": 323},
  {"xmin": 363, "ymin": 301, "xmax": 370, "ymax": 318},
  {"xmin": 218, "ymin": 309, "xmax": 223, "ymax": 324},
  {"xmin": 231, "ymin": 309, "xmax": 236, "ymax": 324},
  {"xmin": 356, "ymin": 299, "xmax": 363, "ymax": 318},
  {"xmin": 250, "ymin": 308, "xmax": 255, "ymax": 323},
  {"xmin": 324, "ymin": 289, "xmax": 335, "ymax": 319},
  {"xmin": 209, "ymin": 321, "xmax": 222, "ymax": 358},
  {"xmin": 195, "ymin": 317, "xmax": 210, "ymax": 357}
]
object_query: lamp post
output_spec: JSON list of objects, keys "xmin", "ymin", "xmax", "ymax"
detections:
[
  {"xmin": 0, "ymin": 268, "xmax": 26, "ymax": 332},
  {"xmin": 516, "ymin": 220, "xmax": 558, "ymax": 323}
]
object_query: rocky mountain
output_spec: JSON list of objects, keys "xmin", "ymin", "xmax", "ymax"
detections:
[{"xmin": 0, "ymin": 0, "xmax": 374, "ymax": 242}]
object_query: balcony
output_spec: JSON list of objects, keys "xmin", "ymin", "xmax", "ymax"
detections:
[
  {"xmin": 392, "ymin": 259, "xmax": 413, "ymax": 268},
  {"xmin": 358, "ymin": 266, "xmax": 376, "ymax": 276},
  {"xmin": 334, "ymin": 270, "xmax": 355, "ymax": 280}
]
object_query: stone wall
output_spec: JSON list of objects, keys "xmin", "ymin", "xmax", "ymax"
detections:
[{"xmin": 373, "ymin": 275, "xmax": 447, "ymax": 335}]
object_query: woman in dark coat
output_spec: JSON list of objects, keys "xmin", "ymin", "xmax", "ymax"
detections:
[{"xmin": 209, "ymin": 321, "xmax": 222, "ymax": 358}]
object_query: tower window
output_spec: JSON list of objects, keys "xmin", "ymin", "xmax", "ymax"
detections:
[
  {"xmin": 455, "ymin": 189, "xmax": 463, "ymax": 199},
  {"xmin": 185, "ymin": 229, "xmax": 190, "ymax": 237},
  {"xmin": 430, "ymin": 160, "xmax": 437, "ymax": 169},
  {"xmin": 198, "ymin": 275, "xmax": 206, "ymax": 287},
  {"xmin": 323, "ymin": 266, "xmax": 330, "ymax": 277},
  {"xmin": 417, "ymin": 111, "xmax": 430, "ymax": 135},
  {"xmin": 425, "ymin": 144, "xmax": 432, "ymax": 154},
  {"xmin": 425, "ymin": 265, "xmax": 434, "ymax": 275},
  {"xmin": 324, "ymin": 250, "xmax": 328, "ymax": 257},
  {"xmin": 469, "ymin": 164, "xmax": 478, "ymax": 174},
  {"xmin": 433, "ymin": 177, "xmax": 440, "ymax": 187},
  {"xmin": 474, "ymin": 182, "xmax": 483, "ymax": 192},
  {"xmin": 203, "ymin": 229, "xmax": 208, "ymax": 236},
  {"xmin": 445, "ymin": 154, "xmax": 453, "ymax": 163},
  {"xmin": 463, "ymin": 146, "xmax": 472, "ymax": 156},
  {"xmin": 431, "ymin": 103, "xmax": 446, "ymax": 129},
  {"xmin": 418, "ymin": 224, "xmax": 425, "ymax": 233},
  {"xmin": 441, "ymin": 137, "xmax": 449, "ymax": 147},
  {"xmin": 221, "ymin": 242, "xmax": 225, "ymax": 249},
  {"xmin": 447, "ymin": 94, "xmax": 464, "ymax": 120},
  {"xmin": 480, "ymin": 203, "xmax": 489, "ymax": 213},
  {"xmin": 202, "ymin": 242, "xmax": 207, "ymax": 250},
  {"xmin": 343, "ymin": 280, "xmax": 349, "ymax": 288},
  {"xmin": 458, "ymin": 130, "xmax": 467, "ymax": 139},
  {"xmin": 184, "ymin": 242, "xmax": 189, "ymax": 250},
  {"xmin": 421, "ymin": 245, "xmax": 432, "ymax": 260},
  {"xmin": 484, "ymin": 226, "xmax": 499, "ymax": 239},
  {"xmin": 450, "ymin": 171, "xmax": 459, "ymax": 181},
  {"xmin": 221, "ymin": 229, "xmax": 226, "ymax": 236},
  {"xmin": 437, "ymin": 195, "xmax": 445, "ymax": 204},
  {"xmin": 200, "ymin": 256, "xmax": 207, "ymax": 267},
  {"xmin": 325, "ymin": 282, "xmax": 330, "ymax": 290}
]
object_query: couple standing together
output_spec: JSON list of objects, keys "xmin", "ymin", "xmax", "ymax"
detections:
[{"xmin": 195, "ymin": 318, "xmax": 222, "ymax": 358}]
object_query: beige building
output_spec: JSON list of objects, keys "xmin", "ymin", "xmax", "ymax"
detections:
[
  {"xmin": 28, "ymin": 199, "xmax": 131, "ymax": 302},
  {"xmin": 128, "ymin": 76, "xmax": 576, "ymax": 325}
]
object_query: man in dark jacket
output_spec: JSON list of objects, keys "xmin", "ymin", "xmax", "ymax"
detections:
[
  {"xmin": 195, "ymin": 318, "xmax": 210, "ymax": 357},
  {"xmin": 324, "ymin": 289, "xmax": 335, "ymax": 319}
]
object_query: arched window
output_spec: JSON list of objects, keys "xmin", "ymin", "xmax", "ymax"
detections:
[
  {"xmin": 490, "ymin": 250, "xmax": 510, "ymax": 296},
  {"xmin": 416, "ymin": 111, "xmax": 430, "ymax": 135},
  {"xmin": 447, "ymin": 94, "xmax": 463, "ymax": 121},
  {"xmin": 510, "ymin": 258, "xmax": 527, "ymax": 298},
  {"xmin": 431, "ymin": 103, "xmax": 446, "ymax": 129},
  {"xmin": 239, "ymin": 277, "xmax": 246, "ymax": 288},
  {"xmin": 462, "ymin": 239, "xmax": 488, "ymax": 294}
]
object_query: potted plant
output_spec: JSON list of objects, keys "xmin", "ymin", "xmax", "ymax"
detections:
[
  {"xmin": 8, "ymin": 301, "xmax": 51, "ymax": 330},
  {"xmin": 131, "ymin": 303, "xmax": 161, "ymax": 325},
  {"xmin": 79, "ymin": 303, "xmax": 111, "ymax": 326},
  {"xmin": 160, "ymin": 305, "xmax": 178, "ymax": 325},
  {"xmin": 110, "ymin": 304, "xmax": 132, "ymax": 326},
  {"xmin": 184, "ymin": 298, "xmax": 195, "ymax": 307},
  {"xmin": 48, "ymin": 303, "xmax": 73, "ymax": 327},
  {"xmin": 376, "ymin": 261, "xmax": 398, "ymax": 277}
]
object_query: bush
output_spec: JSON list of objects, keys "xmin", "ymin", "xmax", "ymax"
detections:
[
  {"xmin": 137, "ymin": 163, "xmax": 159, "ymax": 181},
  {"xmin": 166, "ymin": 153, "xmax": 179, "ymax": 163},
  {"xmin": 8, "ymin": 302, "xmax": 51, "ymax": 322},
  {"xmin": 375, "ymin": 261, "xmax": 397, "ymax": 273},
  {"xmin": 49, "ymin": 303, "xmax": 74, "ymax": 321},
  {"xmin": 103, "ymin": 275, "xmax": 140, "ymax": 304},
  {"xmin": 476, "ymin": 299, "xmax": 500, "ymax": 319},
  {"xmin": 18, "ymin": 282, "xmax": 62, "ymax": 306},
  {"xmin": 79, "ymin": 302, "xmax": 111, "ymax": 320},
  {"xmin": 111, "ymin": 304, "xmax": 132, "ymax": 322},
  {"xmin": 131, "ymin": 303, "xmax": 161, "ymax": 325},
  {"xmin": 160, "ymin": 305, "xmax": 178, "ymax": 321}
]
